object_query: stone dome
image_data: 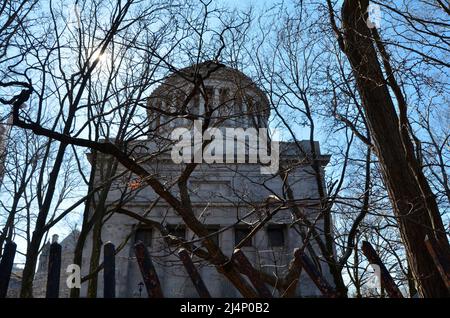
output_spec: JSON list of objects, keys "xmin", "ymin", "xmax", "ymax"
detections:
[{"xmin": 147, "ymin": 61, "xmax": 270, "ymax": 132}]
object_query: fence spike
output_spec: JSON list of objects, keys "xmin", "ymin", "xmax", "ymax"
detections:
[
  {"xmin": 134, "ymin": 241, "xmax": 163, "ymax": 298},
  {"xmin": 293, "ymin": 248, "xmax": 337, "ymax": 297},
  {"xmin": 0, "ymin": 241, "xmax": 17, "ymax": 298},
  {"xmin": 361, "ymin": 241, "xmax": 403, "ymax": 298},
  {"xmin": 178, "ymin": 248, "xmax": 211, "ymax": 298},
  {"xmin": 104, "ymin": 242, "xmax": 116, "ymax": 298},
  {"xmin": 46, "ymin": 241, "xmax": 62, "ymax": 298},
  {"xmin": 232, "ymin": 249, "xmax": 272, "ymax": 298}
]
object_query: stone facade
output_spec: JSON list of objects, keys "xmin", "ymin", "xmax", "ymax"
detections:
[{"xmin": 79, "ymin": 63, "xmax": 333, "ymax": 298}]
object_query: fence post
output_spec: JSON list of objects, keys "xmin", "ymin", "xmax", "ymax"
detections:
[
  {"xmin": 361, "ymin": 241, "xmax": 403, "ymax": 298},
  {"xmin": 46, "ymin": 241, "xmax": 62, "ymax": 298},
  {"xmin": 104, "ymin": 242, "xmax": 116, "ymax": 298},
  {"xmin": 0, "ymin": 241, "xmax": 17, "ymax": 298},
  {"xmin": 232, "ymin": 249, "xmax": 272, "ymax": 298},
  {"xmin": 424, "ymin": 235, "xmax": 450, "ymax": 290},
  {"xmin": 178, "ymin": 248, "xmax": 211, "ymax": 298},
  {"xmin": 293, "ymin": 248, "xmax": 337, "ymax": 297},
  {"xmin": 134, "ymin": 241, "xmax": 163, "ymax": 298}
]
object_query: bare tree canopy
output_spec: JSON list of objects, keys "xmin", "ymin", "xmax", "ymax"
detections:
[{"xmin": 0, "ymin": 0, "xmax": 448, "ymax": 300}]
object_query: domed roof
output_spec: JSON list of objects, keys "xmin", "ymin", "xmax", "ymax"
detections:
[
  {"xmin": 147, "ymin": 61, "xmax": 270, "ymax": 128},
  {"xmin": 151, "ymin": 61, "xmax": 267, "ymax": 99}
]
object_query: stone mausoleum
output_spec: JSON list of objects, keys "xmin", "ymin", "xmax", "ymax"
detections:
[{"xmin": 77, "ymin": 62, "xmax": 333, "ymax": 297}]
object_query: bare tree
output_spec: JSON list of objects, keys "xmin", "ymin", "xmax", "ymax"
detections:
[
  {"xmin": 326, "ymin": 0, "xmax": 450, "ymax": 297},
  {"xmin": 1, "ymin": 0, "xmax": 448, "ymax": 298}
]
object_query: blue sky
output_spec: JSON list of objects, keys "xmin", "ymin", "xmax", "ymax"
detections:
[{"xmin": 1, "ymin": 2, "xmax": 447, "ymax": 295}]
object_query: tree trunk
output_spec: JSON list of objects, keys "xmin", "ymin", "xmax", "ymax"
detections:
[
  {"xmin": 339, "ymin": 0, "xmax": 450, "ymax": 297},
  {"xmin": 87, "ymin": 219, "xmax": 102, "ymax": 298},
  {"xmin": 70, "ymin": 150, "xmax": 98, "ymax": 298},
  {"xmin": 19, "ymin": 234, "xmax": 41, "ymax": 298}
]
